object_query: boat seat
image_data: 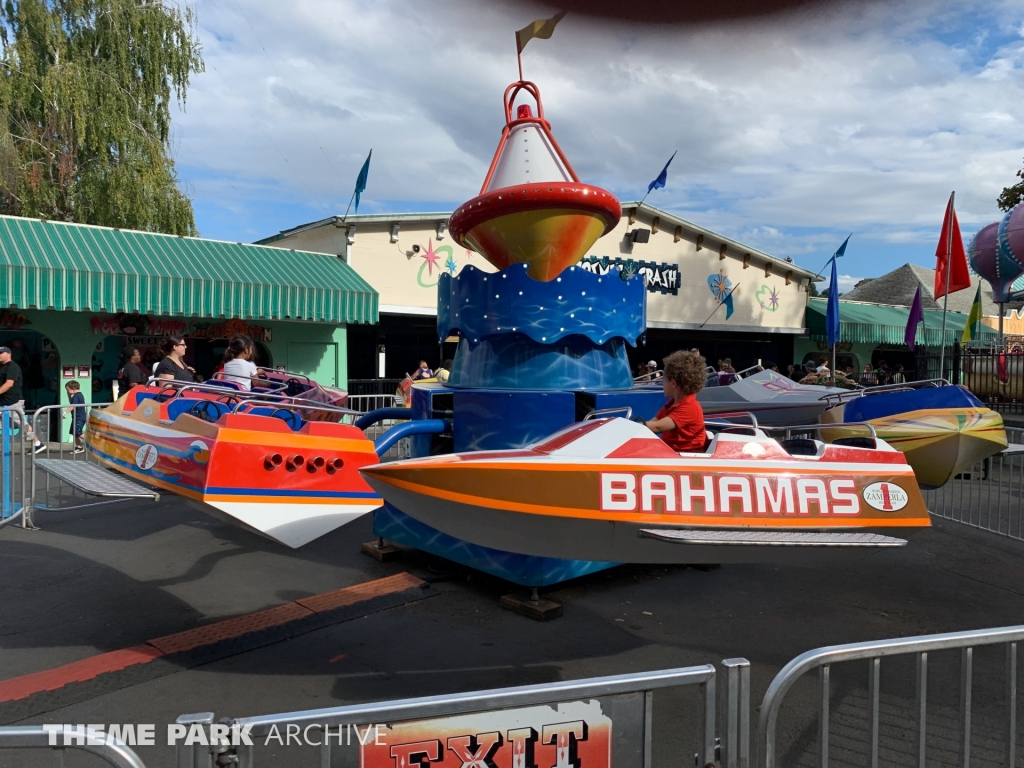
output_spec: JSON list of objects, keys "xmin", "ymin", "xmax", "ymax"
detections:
[
  {"xmin": 167, "ymin": 399, "xmax": 232, "ymax": 423},
  {"xmin": 779, "ymin": 438, "xmax": 821, "ymax": 457},
  {"xmin": 832, "ymin": 436, "xmax": 877, "ymax": 449},
  {"xmin": 206, "ymin": 379, "xmax": 243, "ymax": 391},
  {"xmin": 246, "ymin": 406, "xmax": 306, "ymax": 432}
]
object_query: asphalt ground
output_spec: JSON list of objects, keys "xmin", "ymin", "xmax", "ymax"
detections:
[{"xmin": 3, "ymin": 498, "xmax": 1024, "ymax": 767}]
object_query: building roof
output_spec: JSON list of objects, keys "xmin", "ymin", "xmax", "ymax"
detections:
[
  {"xmin": 840, "ymin": 263, "xmax": 1014, "ymax": 316},
  {"xmin": 0, "ymin": 215, "xmax": 378, "ymax": 324},
  {"xmin": 256, "ymin": 201, "xmax": 818, "ymax": 280},
  {"xmin": 806, "ymin": 297, "xmax": 997, "ymax": 346}
]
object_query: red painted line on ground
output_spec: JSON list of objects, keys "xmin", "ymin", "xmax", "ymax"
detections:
[{"xmin": 0, "ymin": 573, "xmax": 425, "ymax": 704}]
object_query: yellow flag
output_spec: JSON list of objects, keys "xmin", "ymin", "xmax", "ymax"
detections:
[
  {"xmin": 516, "ymin": 11, "xmax": 566, "ymax": 53},
  {"xmin": 961, "ymin": 284, "xmax": 983, "ymax": 343}
]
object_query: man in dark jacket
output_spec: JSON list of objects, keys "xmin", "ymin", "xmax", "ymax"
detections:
[{"xmin": 0, "ymin": 346, "xmax": 45, "ymax": 453}]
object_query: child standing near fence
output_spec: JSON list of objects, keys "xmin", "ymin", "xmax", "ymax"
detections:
[{"xmin": 64, "ymin": 380, "xmax": 86, "ymax": 454}]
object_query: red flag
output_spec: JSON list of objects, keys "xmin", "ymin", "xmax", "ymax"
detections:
[{"xmin": 934, "ymin": 193, "xmax": 970, "ymax": 299}]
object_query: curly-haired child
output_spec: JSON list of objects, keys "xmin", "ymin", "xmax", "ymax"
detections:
[{"xmin": 644, "ymin": 350, "xmax": 707, "ymax": 452}]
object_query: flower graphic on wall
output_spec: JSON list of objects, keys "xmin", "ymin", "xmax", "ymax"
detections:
[
  {"xmin": 756, "ymin": 285, "xmax": 780, "ymax": 312},
  {"xmin": 707, "ymin": 270, "xmax": 736, "ymax": 319}
]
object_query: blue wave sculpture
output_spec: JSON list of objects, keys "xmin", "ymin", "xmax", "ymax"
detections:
[{"xmin": 438, "ymin": 263, "xmax": 646, "ymax": 347}]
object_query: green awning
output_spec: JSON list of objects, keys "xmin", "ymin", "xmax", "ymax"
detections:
[
  {"xmin": 806, "ymin": 298, "xmax": 997, "ymax": 346},
  {"xmin": 0, "ymin": 215, "xmax": 377, "ymax": 324}
]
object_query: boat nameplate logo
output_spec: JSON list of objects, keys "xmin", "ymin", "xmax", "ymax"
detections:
[
  {"xmin": 862, "ymin": 482, "xmax": 908, "ymax": 511},
  {"xmin": 135, "ymin": 443, "xmax": 159, "ymax": 471},
  {"xmin": 742, "ymin": 442, "xmax": 766, "ymax": 457}
]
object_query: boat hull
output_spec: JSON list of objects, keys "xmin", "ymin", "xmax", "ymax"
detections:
[
  {"xmin": 87, "ymin": 404, "xmax": 382, "ymax": 547},
  {"xmin": 364, "ymin": 476, "xmax": 923, "ymax": 564},
  {"xmin": 821, "ymin": 391, "xmax": 1007, "ymax": 489},
  {"xmin": 823, "ymin": 408, "xmax": 1007, "ymax": 489},
  {"xmin": 362, "ymin": 425, "xmax": 931, "ymax": 565}
]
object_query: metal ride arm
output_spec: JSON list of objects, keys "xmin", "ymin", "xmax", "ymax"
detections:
[
  {"xmin": 374, "ymin": 419, "xmax": 452, "ymax": 456},
  {"xmin": 355, "ymin": 408, "xmax": 414, "ymax": 430}
]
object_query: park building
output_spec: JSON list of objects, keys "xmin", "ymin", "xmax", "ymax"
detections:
[
  {"xmin": 0, "ymin": 215, "xmax": 378, "ymax": 420},
  {"xmin": 258, "ymin": 202, "xmax": 818, "ymax": 383}
]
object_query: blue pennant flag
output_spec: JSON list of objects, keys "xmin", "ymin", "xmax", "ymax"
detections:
[
  {"xmin": 353, "ymin": 150, "xmax": 372, "ymax": 213},
  {"xmin": 833, "ymin": 234, "xmax": 851, "ymax": 259},
  {"xmin": 647, "ymin": 151, "xmax": 677, "ymax": 194},
  {"xmin": 826, "ymin": 248, "xmax": 841, "ymax": 347}
]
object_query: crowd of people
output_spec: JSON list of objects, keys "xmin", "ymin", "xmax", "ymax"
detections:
[{"xmin": 113, "ymin": 333, "xmax": 264, "ymax": 396}]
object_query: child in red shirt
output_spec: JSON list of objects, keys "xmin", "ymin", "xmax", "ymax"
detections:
[{"xmin": 645, "ymin": 350, "xmax": 707, "ymax": 452}]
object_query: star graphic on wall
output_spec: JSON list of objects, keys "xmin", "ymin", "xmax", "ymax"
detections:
[
  {"xmin": 445, "ymin": 252, "xmax": 457, "ymax": 274},
  {"xmin": 767, "ymin": 287, "xmax": 780, "ymax": 310},
  {"xmin": 421, "ymin": 238, "xmax": 441, "ymax": 275}
]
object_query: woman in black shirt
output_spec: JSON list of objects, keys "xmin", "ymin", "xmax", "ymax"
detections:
[{"xmin": 154, "ymin": 336, "xmax": 196, "ymax": 382}]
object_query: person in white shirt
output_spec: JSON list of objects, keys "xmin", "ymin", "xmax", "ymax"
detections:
[{"xmin": 221, "ymin": 334, "xmax": 259, "ymax": 390}]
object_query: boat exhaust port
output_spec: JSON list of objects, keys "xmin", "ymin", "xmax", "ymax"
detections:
[
  {"xmin": 326, "ymin": 458, "xmax": 344, "ymax": 475},
  {"xmin": 307, "ymin": 456, "xmax": 326, "ymax": 474},
  {"xmin": 286, "ymin": 455, "xmax": 305, "ymax": 472},
  {"xmin": 263, "ymin": 453, "xmax": 283, "ymax": 471}
]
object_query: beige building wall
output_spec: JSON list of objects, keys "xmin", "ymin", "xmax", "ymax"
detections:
[{"xmin": 260, "ymin": 204, "xmax": 814, "ymax": 332}]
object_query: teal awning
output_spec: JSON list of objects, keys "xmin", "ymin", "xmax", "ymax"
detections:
[
  {"xmin": 806, "ymin": 298, "xmax": 997, "ymax": 346},
  {"xmin": 0, "ymin": 215, "xmax": 378, "ymax": 324}
]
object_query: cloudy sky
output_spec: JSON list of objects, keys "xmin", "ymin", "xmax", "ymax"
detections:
[{"xmin": 170, "ymin": 0, "xmax": 1024, "ymax": 289}]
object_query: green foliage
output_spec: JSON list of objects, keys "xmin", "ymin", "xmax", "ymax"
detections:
[
  {"xmin": 0, "ymin": 0, "xmax": 203, "ymax": 234},
  {"xmin": 998, "ymin": 158, "xmax": 1024, "ymax": 212},
  {"xmin": 808, "ymin": 281, "xmax": 821, "ymax": 298}
]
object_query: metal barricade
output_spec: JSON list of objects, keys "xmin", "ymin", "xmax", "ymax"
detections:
[
  {"xmin": 345, "ymin": 393, "xmax": 401, "ymax": 414},
  {"xmin": 757, "ymin": 625, "xmax": 1024, "ymax": 768},
  {"xmin": 923, "ymin": 426, "xmax": 1024, "ymax": 541},
  {"xmin": 0, "ymin": 404, "xmax": 32, "ymax": 528},
  {"xmin": 0, "ymin": 725, "xmax": 147, "ymax": 768},
  {"xmin": 29, "ymin": 402, "xmax": 135, "ymax": 520},
  {"xmin": 177, "ymin": 666, "xmax": 719, "ymax": 768}
]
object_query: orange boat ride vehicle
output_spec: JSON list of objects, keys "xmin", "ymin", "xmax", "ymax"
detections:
[
  {"xmin": 361, "ymin": 417, "xmax": 931, "ymax": 565},
  {"xmin": 87, "ymin": 383, "xmax": 382, "ymax": 548}
]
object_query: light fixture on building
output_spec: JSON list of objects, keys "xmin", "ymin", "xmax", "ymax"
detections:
[
  {"xmin": 436, "ymin": 221, "xmax": 448, "ymax": 240},
  {"xmin": 631, "ymin": 228, "xmax": 651, "ymax": 244},
  {"xmin": 390, "ymin": 223, "xmax": 400, "ymax": 243},
  {"xmin": 346, "ymin": 224, "xmax": 356, "ymax": 246}
]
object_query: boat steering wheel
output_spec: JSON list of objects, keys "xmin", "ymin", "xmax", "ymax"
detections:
[
  {"xmin": 189, "ymin": 400, "xmax": 222, "ymax": 423},
  {"xmin": 272, "ymin": 408, "xmax": 302, "ymax": 430},
  {"xmin": 284, "ymin": 377, "xmax": 306, "ymax": 397}
]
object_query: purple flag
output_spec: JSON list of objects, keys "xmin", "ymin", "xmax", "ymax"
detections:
[{"xmin": 905, "ymin": 285, "xmax": 924, "ymax": 350}]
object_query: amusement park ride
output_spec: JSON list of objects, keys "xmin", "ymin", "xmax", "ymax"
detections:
[{"xmin": 85, "ymin": 72, "xmax": 1017, "ymax": 596}]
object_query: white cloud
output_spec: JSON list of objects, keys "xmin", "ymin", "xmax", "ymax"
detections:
[{"xmin": 172, "ymin": 0, "xmax": 1024, "ymax": 274}]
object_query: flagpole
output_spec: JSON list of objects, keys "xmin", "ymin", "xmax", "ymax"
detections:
[
  {"xmin": 340, "ymin": 189, "xmax": 357, "ymax": 224},
  {"xmin": 699, "ymin": 284, "xmax": 739, "ymax": 328},
  {"xmin": 516, "ymin": 33, "xmax": 524, "ymax": 81},
  {"xmin": 938, "ymin": 191, "xmax": 954, "ymax": 379}
]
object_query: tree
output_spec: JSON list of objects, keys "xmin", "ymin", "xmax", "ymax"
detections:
[
  {"xmin": 998, "ymin": 157, "xmax": 1024, "ymax": 212},
  {"xmin": 0, "ymin": 0, "xmax": 204, "ymax": 234},
  {"xmin": 808, "ymin": 281, "xmax": 821, "ymax": 297}
]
